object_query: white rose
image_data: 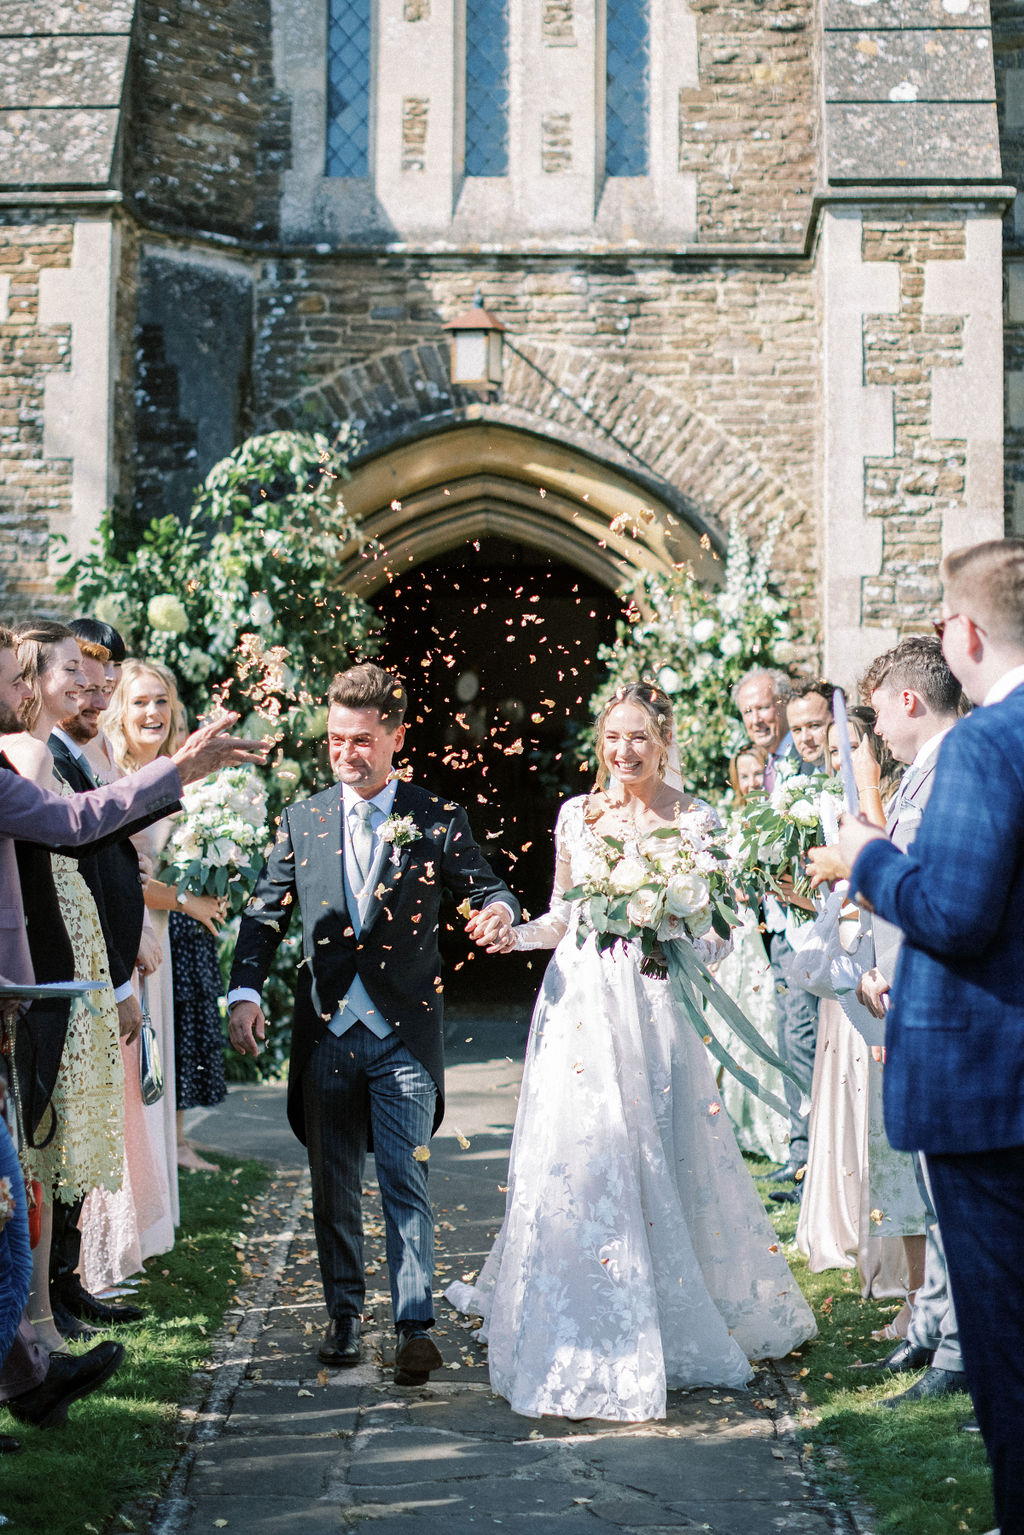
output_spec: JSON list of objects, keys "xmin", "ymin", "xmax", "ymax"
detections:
[
  {"xmin": 692, "ymin": 617, "xmax": 716, "ymax": 645},
  {"xmin": 788, "ymin": 798, "xmax": 818, "ymax": 828},
  {"xmin": 686, "ymin": 904, "xmax": 714, "ymax": 938},
  {"xmin": 720, "ymin": 632, "xmax": 742, "ymax": 658},
  {"xmin": 609, "ymin": 855, "xmax": 649, "ymax": 895},
  {"xmin": 577, "ymin": 849, "xmax": 611, "ymax": 886},
  {"xmin": 665, "ymin": 871, "xmax": 710, "ymax": 917},
  {"xmin": 627, "ymin": 887, "xmax": 665, "ymax": 929}
]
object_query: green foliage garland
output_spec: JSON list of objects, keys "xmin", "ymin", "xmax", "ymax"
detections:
[{"xmin": 587, "ymin": 518, "xmax": 801, "ymax": 798}]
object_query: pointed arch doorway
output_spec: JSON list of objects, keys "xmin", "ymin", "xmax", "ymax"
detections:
[{"xmin": 368, "ymin": 537, "xmax": 624, "ymax": 1014}]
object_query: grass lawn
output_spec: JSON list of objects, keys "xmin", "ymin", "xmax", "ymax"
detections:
[
  {"xmin": 0, "ymin": 1154, "xmax": 268, "ymax": 1535},
  {"xmin": 756, "ymin": 1164, "xmax": 997, "ymax": 1535}
]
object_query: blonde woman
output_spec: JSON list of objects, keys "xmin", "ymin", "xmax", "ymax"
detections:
[
  {"xmin": 447, "ymin": 683, "xmax": 815, "ymax": 1422},
  {"xmin": 106, "ymin": 661, "xmax": 226, "ymax": 1173}
]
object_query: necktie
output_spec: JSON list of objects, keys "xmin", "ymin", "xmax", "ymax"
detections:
[
  {"xmin": 763, "ymin": 755, "xmax": 776, "ymax": 793},
  {"xmin": 351, "ymin": 799, "xmax": 375, "ymax": 889}
]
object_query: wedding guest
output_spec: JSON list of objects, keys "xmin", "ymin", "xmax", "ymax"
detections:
[
  {"xmin": 715, "ymin": 747, "xmax": 788, "ymax": 1161},
  {"xmin": 68, "ymin": 618, "xmax": 125, "ymax": 784},
  {"xmin": 107, "ymin": 660, "xmax": 226, "ymax": 1173},
  {"xmin": 845, "ymin": 639, "xmax": 966, "ymax": 1406},
  {"xmin": 3, "ymin": 622, "xmax": 127, "ymax": 1357},
  {"xmin": 734, "ymin": 667, "xmax": 819, "ymax": 1184},
  {"xmin": 786, "ymin": 679, "xmax": 840, "ymax": 770},
  {"xmin": 838, "ymin": 539, "xmax": 1024, "ymax": 1532},
  {"xmin": 447, "ymin": 683, "xmax": 815, "ymax": 1421},
  {"xmin": 0, "ymin": 628, "xmax": 264, "ymax": 1424},
  {"xmin": 727, "ymin": 744, "xmax": 769, "ymax": 801},
  {"xmin": 53, "ymin": 646, "xmax": 173, "ymax": 1302},
  {"xmin": 795, "ymin": 709, "xmax": 925, "ymax": 1309}
]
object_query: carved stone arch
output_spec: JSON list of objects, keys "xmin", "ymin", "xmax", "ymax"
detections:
[
  {"xmin": 283, "ymin": 337, "xmax": 813, "ymax": 602},
  {"xmin": 336, "ymin": 422, "xmax": 722, "ymax": 597}
]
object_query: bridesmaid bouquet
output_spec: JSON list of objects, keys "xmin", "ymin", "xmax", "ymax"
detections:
[
  {"xmin": 164, "ymin": 767, "xmax": 269, "ymax": 914},
  {"xmin": 727, "ymin": 765, "xmax": 844, "ymax": 919},
  {"xmin": 565, "ymin": 808, "xmax": 741, "ymax": 968}
]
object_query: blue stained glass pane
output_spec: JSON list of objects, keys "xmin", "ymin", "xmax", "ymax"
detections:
[
  {"xmin": 465, "ymin": 0, "xmax": 509, "ymax": 177},
  {"xmin": 606, "ymin": 0, "xmax": 650, "ymax": 177},
  {"xmin": 326, "ymin": 0, "xmax": 371, "ymax": 178}
]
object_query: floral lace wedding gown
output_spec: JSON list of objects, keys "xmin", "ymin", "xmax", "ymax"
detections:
[{"xmin": 446, "ymin": 797, "xmax": 816, "ymax": 1422}]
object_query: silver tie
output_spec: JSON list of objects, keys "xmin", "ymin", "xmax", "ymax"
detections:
[{"xmin": 351, "ymin": 799, "xmax": 376, "ymax": 889}]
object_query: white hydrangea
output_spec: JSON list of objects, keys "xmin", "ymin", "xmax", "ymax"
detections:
[{"xmin": 147, "ymin": 593, "xmax": 189, "ymax": 634}]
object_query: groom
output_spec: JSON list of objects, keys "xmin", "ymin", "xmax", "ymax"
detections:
[{"xmin": 228, "ymin": 663, "xmax": 518, "ymax": 1384}]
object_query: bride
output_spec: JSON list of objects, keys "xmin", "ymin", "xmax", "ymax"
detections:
[{"xmin": 448, "ymin": 683, "xmax": 816, "ymax": 1422}]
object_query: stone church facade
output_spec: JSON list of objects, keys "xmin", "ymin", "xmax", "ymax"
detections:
[{"xmin": 0, "ymin": 0, "xmax": 1020, "ymax": 686}]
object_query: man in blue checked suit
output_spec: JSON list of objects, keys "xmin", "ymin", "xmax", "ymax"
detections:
[{"xmin": 840, "ymin": 539, "xmax": 1024, "ymax": 1535}]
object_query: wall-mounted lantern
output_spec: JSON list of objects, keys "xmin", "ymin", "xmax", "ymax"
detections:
[{"xmin": 444, "ymin": 291, "xmax": 505, "ymax": 389}]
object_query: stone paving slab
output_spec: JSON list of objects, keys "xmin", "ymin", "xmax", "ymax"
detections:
[{"xmin": 157, "ymin": 1028, "xmax": 855, "ymax": 1535}]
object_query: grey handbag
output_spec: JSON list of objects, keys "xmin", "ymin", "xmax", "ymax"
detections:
[{"xmin": 138, "ymin": 977, "xmax": 165, "ymax": 1106}]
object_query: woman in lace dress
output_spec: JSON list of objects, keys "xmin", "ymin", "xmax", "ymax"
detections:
[
  {"xmin": 1, "ymin": 622, "xmax": 124, "ymax": 1355},
  {"xmin": 447, "ymin": 685, "xmax": 815, "ymax": 1422}
]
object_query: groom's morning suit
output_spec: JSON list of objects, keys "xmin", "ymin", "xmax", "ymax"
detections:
[
  {"xmin": 228, "ymin": 778, "xmax": 518, "ymax": 1329},
  {"xmin": 851, "ymin": 672, "xmax": 1024, "ymax": 1530}
]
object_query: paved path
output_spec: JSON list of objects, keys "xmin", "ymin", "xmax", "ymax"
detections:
[{"xmin": 163, "ymin": 1014, "xmax": 856, "ymax": 1535}]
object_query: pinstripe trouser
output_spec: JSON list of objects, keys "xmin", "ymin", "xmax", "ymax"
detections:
[{"xmin": 303, "ymin": 1024, "xmax": 437, "ymax": 1327}]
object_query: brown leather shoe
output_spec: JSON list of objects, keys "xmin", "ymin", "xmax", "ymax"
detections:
[
  {"xmin": 394, "ymin": 1325, "xmax": 443, "ymax": 1386},
  {"xmin": 318, "ymin": 1316, "xmax": 361, "ymax": 1368}
]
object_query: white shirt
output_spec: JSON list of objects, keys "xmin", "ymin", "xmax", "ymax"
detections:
[
  {"xmin": 983, "ymin": 664, "xmax": 1024, "ymax": 707},
  {"xmin": 228, "ymin": 782, "xmax": 514, "ymax": 1029},
  {"xmin": 52, "ymin": 726, "xmax": 135, "ymax": 1004},
  {"xmin": 908, "ymin": 724, "xmax": 953, "ymax": 773}
]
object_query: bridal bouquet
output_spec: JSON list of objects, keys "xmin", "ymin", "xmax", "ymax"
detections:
[
  {"xmin": 566, "ymin": 807, "xmax": 807, "ymax": 1122},
  {"xmin": 164, "ymin": 767, "xmax": 269, "ymax": 914},
  {"xmin": 728, "ymin": 764, "xmax": 844, "ymax": 919},
  {"xmin": 564, "ymin": 807, "xmax": 741, "ymax": 970}
]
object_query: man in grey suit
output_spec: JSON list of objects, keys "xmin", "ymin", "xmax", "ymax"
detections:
[
  {"xmin": 857, "ymin": 639, "xmax": 966, "ymax": 1406},
  {"xmin": 811, "ymin": 637, "xmax": 965, "ymax": 1403},
  {"xmin": 228, "ymin": 664, "xmax": 519, "ymax": 1385}
]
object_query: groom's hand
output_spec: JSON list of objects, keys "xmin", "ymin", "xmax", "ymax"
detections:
[
  {"xmin": 465, "ymin": 904, "xmax": 515, "ymax": 954},
  {"xmin": 229, "ymin": 1000, "xmax": 266, "ymax": 1057}
]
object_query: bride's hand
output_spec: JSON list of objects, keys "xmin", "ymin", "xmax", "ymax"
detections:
[{"xmin": 465, "ymin": 905, "xmax": 516, "ymax": 954}]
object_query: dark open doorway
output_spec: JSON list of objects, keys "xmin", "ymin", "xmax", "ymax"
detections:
[{"xmin": 369, "ymin": 537, "xmax": 625, "ymax": 1012}]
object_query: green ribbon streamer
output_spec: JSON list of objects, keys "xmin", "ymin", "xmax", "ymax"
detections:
[{"xmin": 665, "ymin": 940, "xmax": 809, "ymax": 1124}]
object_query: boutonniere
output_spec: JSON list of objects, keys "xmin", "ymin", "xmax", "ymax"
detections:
[{"xmin": 379, "ymin": 812, "xmax": 421, "ymax": 865}]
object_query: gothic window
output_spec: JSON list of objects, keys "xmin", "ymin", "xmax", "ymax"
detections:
[
  {"xmin": 605, "ymin": 0, "xmax": 650, "ymax": 177},
  {"xmin": 465, "ymin": 0, "xmax": 510, "ymax": 177},
  {"xmin": 326, "ymin": 0, "xmax": 372, "ymax": 177}
]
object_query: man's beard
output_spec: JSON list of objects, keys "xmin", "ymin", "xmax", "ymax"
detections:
[
  {"xmin": 0, "ymin": 702, "xmax": 24, "ymax": 734},
  {"xmin": 60, "ymin": 713, "xmax": 99, "ymax": 745}
]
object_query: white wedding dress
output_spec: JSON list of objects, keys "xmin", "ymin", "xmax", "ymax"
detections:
[{"xmin": 446, "ymin": 797, "xmax": 816, "ymax": 1422}]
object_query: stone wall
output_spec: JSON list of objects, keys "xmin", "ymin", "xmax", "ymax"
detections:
[
  {"xmin": 0, "ymin": 218, "xmax": 74, "ymax": 615},
  {"xmin": 860, "ymin": 218, "xmax": 967, "ymax": 636},
  {"xmin": 678, "ymin": 0, "xmax": 817, "ymax": 247},
  {"xmin": 994, "ymin": 0, "xmax": 1024, "ymax": 531},
  {"xmin": 125, "ymin": 0, "xmax": 288, "ymax": 240}
]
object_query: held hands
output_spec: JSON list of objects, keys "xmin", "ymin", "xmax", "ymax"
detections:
[
  {"xmin": 465, "ymin": 905, "xmax": 516, "ymax": 954},
  {"xmin": 229, "ymin": 1000, "xmax": 266, "ymax": 1057},
  {"xmin": 171, "ymin": 711, "xmax": 270, "ymax": 785}
]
